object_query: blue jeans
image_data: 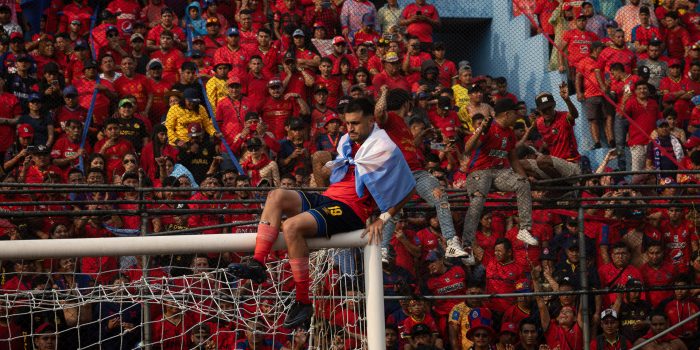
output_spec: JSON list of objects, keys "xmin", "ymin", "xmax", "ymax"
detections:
[{"xmin": 381, "ymin": 170, "xmax": 455, "ymax": 248}]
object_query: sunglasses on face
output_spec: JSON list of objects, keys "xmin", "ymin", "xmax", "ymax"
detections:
[
  {"xmin": 473, "ymin": 332, "xmax": 490, "ymax": 339},
  {"xmin": 123, "ymin": 159, "xmax": 136, "ymax": 164},
  {"xmin": 107, "ymin": 33, "xmax": 119, "ymax": 38},
  {"xmin": 248, "ymin": 146, "xmax": 261, "ymax": 151}
]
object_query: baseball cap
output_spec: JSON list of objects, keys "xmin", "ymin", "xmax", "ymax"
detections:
[
  {"xmin": 500, "ymin": 322, "xmax": 517, "ymax": 335},
  {"xmin": 63, "ymin": 85, "xmax": 78, "ymax": 96},
  {"xmin": 425, "ymin": 249, "xmax": 443, "ymax": 263},
  {"xmin": 192, "ymin": 36, "xmax": 205, "ymax": 43},
  {"xmin": 669, "ymin": 58, "xmax": 682, "ymax": 67},
  {"xmin": 118, "ymin": 98, "xmax": 134, "ymax": 108},
  {"xmin": 314, "ymin": 83, "xmax": 328, "ymax": 93},
  {"xmin": 384, "ymin": 52, "xmax": 399, "ymax": 63},
  {"xmin": 284, "ymin": 51, "xmax": 295, "ymax": 62},
  {"xmin": 562, "ymin": 3, "xmax": 573, "ymax": 11},
  {"xmin": 692, "ymin": 95, "xmax": 700, "ymax": 106},
  {"xmin": 313, "ymin": 21, "xmax": 324, "ymax": 29},
  {"xmin": 244, "ymin": 111, "xmax": 260, "ymax": 121},
  {"xmin": 246, "ymin": 137, "xmax": 263, "ymax": 148},
  {"xmin": 494, "ymin": 98, "xmax": 519, "ymax": 114},
  {"xmin": 565, "ymin": 237, "xmax": 579, "ymax": 250},
  {"xmin": 213, "ymin": 59, "xmax": 232, "ymax": 69},
  {"xmin": 332, "ymin": 36, "xmax": 346, "ymax": 45},
  {"xmin": 362, "ymin": 13, "xmax": 375, "ymax": 26},
  {"xmin": 600, "ymin": 308, "xmax": 618, "ymax": 320},
  {"xmin": 147, "ymin": 59, "xmax": 163, "ymax": 70},
  {"xmin": 16, "ymin": 54, "xmax": 31, "ymax": 62},
  {"xmin": 187, "ymin": 123, "xmax": 203, "ymax": 137},
  {"xmin": 437, "ymin": 96, "xmax": 452, "ymax": 110},
  {"xmin": 226, "ymin": 27, "xmax": 240, "ymax": 36},
  {"xmin": 625, "ymin": 278, "xmax": 643, "ymax": 289},
  {"xmin": 17, "ymin": 123, "xmax": 34, "ymax": 137},
  {"xmin": 183, "ymin": 88, "xmax": 200, "ymax": 101},
  {"xmin": 9, "ymin": 32, "xmax": 22, "ymax": 42},
  {"xmin": 188, "ymin": 50, "xmax": 204, "ymax": 59},
  {"xmin": 535, "ymin": 92, "xmax": 556, "ymax": 110},
  {"xmin": 74, "ymin": 39, "xmax": 88, "ymax": 50},
  {"xmin": 227, "ymin": 76, "xmax": 242, "ymax": 86},
  {"xmin": 267, "ymin": 78, "xmax": 282, "ymax": 87},
  {"xmin": 324, "ymin": 113, "xmax": 341, "ymax": 125},
  {"xmin": 70, "ymin": 19, "xmax": 81, "ymax": 25},
  {"xmin": 28, "ymin": 92, "xmax": 41, "ymax": 102},
  {"xmin": 106, "ymin": 25, "xmax": 118, "ymax": 34},
  {"xmin": 409, "ymin": 324, "xmax": 431, "ymax": 337},
  {"xmin": 130, "ymin": 33, "xmax": 144, "ymax": 42},
  {"xmin": 292, "ymin": 29, "xmax": 305, "ymax": 37},
  {"xmin": 540, "ymin": 247, "xmax": 556, "ymax": 261},
  {"xmin": 657, "ymin": 119, "xmax": 670, "ymax": 127}
]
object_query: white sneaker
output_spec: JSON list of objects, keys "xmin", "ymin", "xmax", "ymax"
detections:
[
  {"xmin": 445, "ymin": 236, "xmax": 469, "ymax": 258},
  {"xmin": 381, "ymin": 247, "xmax": 389, "ymax": 264},
  {"xmin": 517, "ymin": 229, "xmax": 539, "ymax": 245}
]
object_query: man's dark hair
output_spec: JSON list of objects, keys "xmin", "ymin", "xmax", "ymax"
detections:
[
  {"xmin": 648, "ymin": 310, "xmax": 667, "ymax": 320},
  {"xmin": 320, "ymin": 57, "xmax": 333, "ymax": 65},
  {"xmin": 495, "ymin": 237, "xmax": 512, "ymax": 251},
  {"xmin": 691, "ymin": 150, "xmax": 700, "ymax": 166},
  {"xmin": 86, "ymin": 167, "xmax": 104, "ymax": 178},
  {"xmin": 611, "ymin": 241, "xmax": 629, "ymax": 252},
  {"xmin": 609, "ymin": 62, "xmax": 624, "ymax": 72},
  {"xmin": 643, "ymin": 239, "xmax": 663, "ymax": 252},
  {"xmin": 386, "ymin": 88, "xmax": 412, "ymax": 111},
  {"xmin": 344, "ymin": 97, "xmax": 374, "ymax": 117},
  {"xmin": 257, "ymin": 27, "xmax": 272, "ymax": 36},
  {"xmin": 103, "ymin": 118, "xmax": 120, "ymax": 128},
  {"xmin": 67, "ymin": 167, "xmax": 84, "ymax": 178},
  {"xmin": 121, "ymin": 171, "xmax": 139, "ymax": 183},
  {"xmin": 519, "ymin": 318, "xmax": 538, "ymax": 331},
  {"xmin": 494, "ymin": 76, "xmax": 507, "ymax": 85}
]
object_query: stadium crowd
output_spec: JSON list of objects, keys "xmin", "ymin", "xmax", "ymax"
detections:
[{"xmin": 0, "ymin": 0, "xmax": 699, "ymax": 349}]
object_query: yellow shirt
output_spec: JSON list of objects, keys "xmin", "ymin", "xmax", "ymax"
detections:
[
  {"xmin": 449, "ymin": 302, "xmax": 474, "ymax": 350},
  {"xmin": 205, "ymin": 76, "xmax": 228, "ymax": 116},
  {"xmin": 452, "ymin": 83, "xmax": 472, "ymax": 130}
]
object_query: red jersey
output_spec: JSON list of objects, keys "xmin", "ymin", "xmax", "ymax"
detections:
[
  {"xmin": 0, "ymin": 92, "xmax": 21, "ymax": 153},
  {"xmin": 51, "ymin": 135, "xmax": 91, "ymax": 178},
  {"xmin": 213, "ymin": 45, "xmax": 249, "ymax": 77},
  {"xmin": 390, "ymin": 228, "xmax": 418, "ymax": 275},
  {"xmin": 379, "ymin": 111, "xmax": 424, "ymax": 171},
  {"xmin": 435, "ymin": 59, "xmax": 457, "ymax": 88},
  {"xmin": 623, "ymin": 97, "xmax": 659, "ymax": 146},
  {"xmin": 475, "ymin": 231, "xmax": 502, "ymax": 266},
  {"xmin": 663, "ymin": 219, "xmax": 697, "ymax": 274},
  {"xmin": 151, "ymin": 312, "xmax": 196, "ymax": 350},
  {"xmin": 545, "ymin": 321, "xmax": 583, "ymax": 350},
  {"xmin": 414, "ymin": 228, "xmax": 441, "ymax": 260},
  {"xmin": 187, "ymin": 192, "xmax": 224, "ymax": 235},
  {"xmin": 310, "ymin": 107, "xmax": 339, "ymax": 139},
  {"xmin": 150, "ymin": 48, "xmax": 185, "ymax": 83},
  {"xmin": 598, "ymin": 263, "xmax": 643, "ymax": 307},
  {"xmin": 401, "ymin": 3, "xmax": 439, "ymax": 43},
  {"xmin": 599, "ymin": 46, "xmax": 636, "ymax": 74},
  {"xmin": 249, "ymin": 46, "xmax": 282, "ymax": 79},
  {"xmin": 405, "ymin": 52, "xmax": 432, "ymax": 86},
  {"xmin": 659, "ymin": 76, "xmax": 692, "ymax": 122},
  {"xmin": 54, "ymin": 105, "xmax": 88, "ymax": 132},
  {"xmin": 94, "ymin": 138, "xmax": 135, "ymax": 178},
  {"xmin": 640, "ymin": 262, "xmax": 676, "ymax": 307},
  {"xmin": 203, "ymin": 35, "xmax": 225, "ymax": 57},
  {"xmin": 664, "ymin": 26, "xmax": 692, "ymax": 59},
  {"xmin": 535, "ymin": 0, "xmax": 559, "ymax": 36},
  {"xmin": 502, "ymin": 304, "xmax": 532, "ymax": 327},
  {"xmin": 609, "ymin": 74, "xmax": 639, "ymax": 104},
  {"xmin": 562, "ymin": 29, "xmax": 599, "ymax": 66},
  {"xmin": 107, "ymin": 0, "xmax": 141, "ymax": 34},
  {"xmin": 468, "ymin": 121, "xmax": 516, "ymax": 172},
  {"xmin": 372, "ymin": 72, "xmax": 411, "ymax": 95},
  {"xmin": 260, "ymin": 96, "xmax": 299, "ymax": 140},
  {"xmin": 589, "ymin": 335, "xmax": 631, "ymax": 350},
  {"xmin": 428, "ymin": 109, "xmax": 461, "ymax": 139},
  {"xmin": 240, "ymin": 72, "xmax": 269, "ymax": 106},
  {"xmin": 485, "ymin": 260, "xmax": 525, "ymax": 313},
  {"xmin": 578, "ymin": 56, "xmax": 605, "ymax": 98},
  {"xmin": 113, "ymin": 74, "xmax": 152, "ymax": 112},
  {"xmin": 426, "ymin": 265, "xmax": 468, "ymax": 316},
  {"xmin": 321, "ymin": 143, "xmax": 375, "ymax": 222},
  {"xmin": 74, "ymin": 76, "xmax": 114, "ymax": 128},
  {"xmin": 536, "ymin": 111, "xmax": 580, "ymax": 161},
  {"xmin": 315, "ymin": 75, "xmax": 342, "ymax": 109},
  {"xmin": 217, "ymin": 96, "xmax": 258, "ymax": 146},
  {"xmin": 631, "ymin": 24, "xmax": 662, "ymax": 46},
  {"xmin": 280, "ymin": 70, "xmax": 313, "ymax": 102},
  {"xmin": 401, "ymin": 314, "xmax": 439, "ymax": 338},
  {"xmin": 664, "ymin": 299, "xmax": 700, "ymax": 337},
  {"xmin": 0, "ymin": 319, "xmax": 23, "ymax": 350}
]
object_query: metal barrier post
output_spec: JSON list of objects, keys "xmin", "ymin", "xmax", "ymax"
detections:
[
  {"xmin": 139, "ymin": 178, "xmax": 151, "ymax": 350},
  {"xmin": 577, "ymin": 205, "xmax": 591, "ymax": 350}
]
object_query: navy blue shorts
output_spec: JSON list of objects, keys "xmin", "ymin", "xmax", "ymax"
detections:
[{"xmin": 297, "ymin": 191, "xmax": 365, "ymax": 238}]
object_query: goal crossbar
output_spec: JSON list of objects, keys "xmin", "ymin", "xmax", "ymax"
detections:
[{"xmin": 0, "ymin": 230, "xmax": 386, "ymax": 350}]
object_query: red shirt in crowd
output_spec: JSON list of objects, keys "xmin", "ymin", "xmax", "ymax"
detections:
[
  {"xmin": 94, "ymin": 138, "xmax": 135, "ymax": 179},
  {"xmin": 545, "ymin": 320, "xmax": 583, "ymax": 350},
  {"xmin": 577, "ymin": 56, "xmax": 605, "ymax": 98},
  {"xmin": 260, "ymin": 96, "xmax": 300, "ymax": 140},
  {"xmin": 0, "ymin": 92, "xmax": 21, "ymax": 153},
  {"xmin": 379, "ymin": 111, "xmax": 424, "ymax": 171},
  {"xmin": 321, "ymin": 143, "xmax": 375, "ymax": 222},
  {"xmin": 664, "ymin": 25, "xmax": 692, "ymax": 59},
  {"xmin": 536, "ymin": 111, "xmax": 580, "ymax": 161},
  {"xmin": 662, "ymin": 218, "xmax": 697, "ymax": 274},
  {"xmin": 151, "ymin": 48, "xmax": 185, "ymax": 83},
  {"xmin": 623, "ymin": 96, "xmax": 659, "ymax": 146},
  {"xmin": 113, "ymin": 74, "xmax": 153, "ymax": 112},
  {"xmin": 640, "ymin": 262, "xmax": 676, "ymax": 307},
  {"xmin": 598, "ymin": 46, "xmax": 636, "ymax": 74},
  {"xmin": 562, "ymin": 29, "xmax": 599, "ymax": 67},
  {"xmin": 468, "ymin": 121, "xmax": 516, "ymax": 172},
  {"xmin": 598, "ymin": 263, "xmax": 643, "ymax": 307},
  {"xmin": 372, "ymin": 72, "xmax": 411, "ymax": 96},
  {"xmin": 485, "ymin": 259, "xmax": 525, "ymax": 313},
  {"xmin": 401, "ymin": 3, "xmax": 439, "ymax": 43}
]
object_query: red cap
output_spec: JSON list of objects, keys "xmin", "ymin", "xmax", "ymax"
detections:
[
  {"xmin": 332, "ymin": 36, "xmax": 346, "ymax": 45},
  {"xmin": 227, "ymin": 76, "xmax": 241, "ymax": 85},
  {"xmin": 466, "ymin": 308, "xmax": 496, "ymax": 340},
  {"xmin": 17, "ymin": 123, "xmax": 34, "ymax": 138},
  {"xmin": 563, "ymin": 3, "xmax": 573, "ymax": 11},
  {"xmin": 684, "ymin": 136, "xmax": 700, "ymax": 149},
  {"xmin": 187, "ymin": 123, "xmax": 203, "ymax": 136},
  {"xmin": 313, "ymin": 21, "xmax": 324, "ymax": 28},
  {"xmin": 500, "ymin": 322, "xmax": 518, "ymax": 335},
  {"xmin": 324, "ymin": 113, "xmax": 341, "ymax": 125},
  {"xmin": 669, "ymin": 58, "xmax": 682, "ymax": 67},
  {"xmin": 9, "ymin": 32, "xmax": 22, "ymax": 40}
]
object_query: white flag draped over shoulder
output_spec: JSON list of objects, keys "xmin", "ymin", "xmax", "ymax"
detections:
[{"xmin": 326, "ymin": 124, "xmax": 416, "ymax": 212}]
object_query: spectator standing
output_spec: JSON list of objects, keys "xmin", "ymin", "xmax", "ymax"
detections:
[
  {"xmin": 575, "ymin": 41, "xmax": 610, "ymax": 149},
  {"xmin": 631, "ymin": 6, "xmax": 662, "ymax": 57},
  {"xmin": 340, "ymin": 0, "xmax": 379, "ymax": 39},
  {"xmin": 214, "ymin": 27, "xmax": 249, "ymax": 78},
  {"xmin": 146, "ymin": 8, "xmax": 186, "ymax": 51},
  {"xmin": 583, "ymin": 1, "xmax": 608, "ymax": 39},
  {"xmin": 0, "ymin": 74, "xmax": 21, "ymax": 154},
  {"xmin": 663, "ymin": 278, "xmax": 700, "ymax": 342},
  {"xmin": 205, "ymin": 60, "xmax": 232, "ymax": 116},
  {"xmin": 372, "ymin": 52, "xmax": 410, "ymax": 96},
  {"xmin": 615, "ymin": 0, "xmax": 658, "ymax": 42},
  {"xmin": 663, "ymin": 204, "xmax": 697, "ymax": 275},
  {"xmin": 599, "ymin": 29, "xmax": 636, "ymax": 75},
  {"xmin": 621, "ymin": 82, "xmax": 659, "ymax": 171},
  {"xmin": 151, "ymin": 30, "xmax": 186, "ymax": 83},
  {"xmin": 560, "ymin": 14, "xmax": 599, "ymax": 81},
  {"xmin": 598, "ymin": 242, "xmax": 643, "ymax": 308},
  {"xmin": 462, "ymin": 98, "xmax": 538, "ymax": 247},
  {"xmin": 400, "ymin": 0, "xmax": 440, "ymax": 49},
  {"xmin": 424, "ymin": 250, "xmax": 468, "ymax": 340},
  {"xmin": 260, "ymin": 78, "xmax": 310, "ymax": 140},
  {"xmin": 377, "ymin": 0, "xmax": 401, "ymax": 34},
  {"xmin": 114, "ymin": 56, "xmax": 154, "ymax": 117},
  {"xmin": 637, "ymin": 40, "xmax": 667, "ymax": 88}
]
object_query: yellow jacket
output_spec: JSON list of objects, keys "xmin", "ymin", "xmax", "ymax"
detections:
[
  {"xmin": 206, "ymin": 76, "xmax": 228, "ymax": 116},
  {"xmin": 165, "ymin": 104, "xmax": 217, "ymax": 145}
]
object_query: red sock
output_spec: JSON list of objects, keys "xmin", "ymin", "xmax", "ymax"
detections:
[
  {"xmin": 289, "ymin": 257, "xmax": 311, "ymax": 304},
  {"xmin": 253, "ymin": 223, "xmax": 279, "ymax": 263}
]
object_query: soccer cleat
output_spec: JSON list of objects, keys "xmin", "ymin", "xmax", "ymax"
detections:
[
  {"xmin": 227, "ymin": 259, "xmax": 268, "ymax": 284},
  {"xmin": 516, "ymin": 229, "xmax": 539, "ymax": 246},
  {"xmin": 381, "ymin": 247, "xmax": 389, "ymax": 264},
  {"xmin": 445, "ymin": 236, "xmax": 469, "ymax": 258},
  {"xmin": 283, "ymin": 301, "xmax": 313, "ymax": 328}
]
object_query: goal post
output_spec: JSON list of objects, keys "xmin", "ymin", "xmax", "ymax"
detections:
[{"xmin": 0, "ymin": 231, "xmax": 386, "ymax": 350}]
